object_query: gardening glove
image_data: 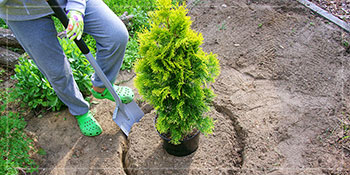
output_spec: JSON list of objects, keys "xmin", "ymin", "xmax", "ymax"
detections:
[{"xmin": 66, "ymin": 10, "xmax": 84, "ymax": 41}]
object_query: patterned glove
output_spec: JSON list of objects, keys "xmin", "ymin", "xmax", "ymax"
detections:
[{"xmin": 66, "ymin": 10, "xmax": 84, "ymax": 40}]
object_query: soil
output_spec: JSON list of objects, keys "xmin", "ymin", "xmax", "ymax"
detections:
[
  {"xmin": 2, "ymin": 0, "xmax": 350, "ymax": 174},
  {"xmin": 309, "ymin": 0, "xmax": 350, "ymax": 24}
]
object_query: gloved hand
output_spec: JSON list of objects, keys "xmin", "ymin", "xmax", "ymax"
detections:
[{"xmin": 66, "ymin": 10, "xmax": 84, "ymax": 40}]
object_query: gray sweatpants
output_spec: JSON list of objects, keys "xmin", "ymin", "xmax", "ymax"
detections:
[{"xmin": 7, "ymin": 0, "xmax": 129, "ymax": 115}]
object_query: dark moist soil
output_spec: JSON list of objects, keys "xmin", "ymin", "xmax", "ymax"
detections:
[{"xmin": 2, "ymin": 0, "xmax": 350, "ymax": 174}]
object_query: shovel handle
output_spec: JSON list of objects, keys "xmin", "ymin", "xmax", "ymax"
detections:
[{"xmin": 47, "ymin": 0, "xmax": 89, "ymax": 54}]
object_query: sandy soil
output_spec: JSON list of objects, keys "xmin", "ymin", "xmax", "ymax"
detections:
[
  {"xmin": 4, "ymin": 0, "xmax": 350, "ymax": 174},
  {"xmin": 127, "ymin": 0, "xmax": 350, "ymax": 174}
]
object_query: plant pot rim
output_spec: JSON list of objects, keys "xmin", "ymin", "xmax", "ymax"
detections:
[{"xmin": 154, "ymin": 115, "xmax": 200, "ymax": 142}]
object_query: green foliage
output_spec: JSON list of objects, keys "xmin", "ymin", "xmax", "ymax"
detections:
[
  {"xmin": 122, "ymin": 36, "xmax": 140, "ymax": 70},
  {"xmin": 12, "ymin": 56, "xmax": 64, "ymax": 111},
  {"xmin": 103, "ymin": 0, "xmax": 156, "ymax": 36},
  {"xmin": 135, "ymin": 0, "xmax": 220, "ymax": 144},
  {"xmin": 59, "ymin": 38, "xmax": 94, "ymax": 95},
  {"xmin": 52, "ymin": 16, "xmax": 97, "ymax": 52},
  {"xmin": 12, "ymin": 38, "xmax": 94, "ymax": 111},
  {"xmin": 102, "ymin": 0, "xmax": 183, "ymax": 35},
  {"xmin": 0, "ymin": 18, "xmax": 8, "ymax": 29},
  {"xmin": 52, "ymin": 16, "xmax": 65, "ymax": 33},
  {"xmin": 0, "ymin": 114, "xmax": 38, "ymax": 174}
]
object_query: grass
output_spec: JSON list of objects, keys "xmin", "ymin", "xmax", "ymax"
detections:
[{"xmin": 0, "ymin": 89, "xmax": 38, "ymax": 174}]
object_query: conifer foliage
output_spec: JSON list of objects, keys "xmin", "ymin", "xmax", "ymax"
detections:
[{"xmin": 134, "ymin": 0, "xmax": 220, "ymax": 144}]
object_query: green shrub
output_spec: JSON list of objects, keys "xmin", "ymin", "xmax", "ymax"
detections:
[
  {"xmin": 134, "ymin": 0, "xmax": 220, "ymax": 144},
  {"xmin": 12, "ymin": 38, "xmax": 94, "ymax": 111},
  {"xmin": 0, "ymin": 114, "xmax": 38, "ymax": 174}
]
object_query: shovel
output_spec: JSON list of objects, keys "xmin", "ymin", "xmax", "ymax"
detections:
[{"xmin": 47, "ymin": 0, "xmax": 144, "ymax": 136}]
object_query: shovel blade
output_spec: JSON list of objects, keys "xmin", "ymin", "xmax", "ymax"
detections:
[{"xmin": 112, "ymin": 100, "xmax": 144, "ymax": 136}]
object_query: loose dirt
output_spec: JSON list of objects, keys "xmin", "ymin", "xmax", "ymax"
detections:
[{"xmin": 7, "ymin": 0, "xmax": 350, "ymax": 174}]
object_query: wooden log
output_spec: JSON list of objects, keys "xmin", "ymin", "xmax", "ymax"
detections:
[
  {"xmin": 0, "ymin": 28, "xmax": 23, "ymax": 49},
  {"xmin": 0, "ymin": 47, "xmax": 20, "ymax": 68}
]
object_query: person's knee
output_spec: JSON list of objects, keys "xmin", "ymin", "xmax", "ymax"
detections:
[
  {"xmin": 46, "ymin": 67, "xmax": 71, "ymax": 87},
  {"xmin": 109, "ymin": 20, "xmax": 129, "ymax": 47},
  {"xmin": 112, "ymin": 27, "xmax": 129, "ymax": 48}
]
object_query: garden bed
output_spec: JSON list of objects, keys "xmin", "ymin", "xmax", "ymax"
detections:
[{"xmin": 2, "ymin": 0, "xmax": 350, "ymax": 174}]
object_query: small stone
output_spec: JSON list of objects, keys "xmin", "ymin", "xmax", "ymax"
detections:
[
  {"xmin": 234, "ymin": 44, "xmax": 240, "ymax": 47},
  {"xmin": 222, "ymin": 4, "xmax": 227, "ymax": 8}
]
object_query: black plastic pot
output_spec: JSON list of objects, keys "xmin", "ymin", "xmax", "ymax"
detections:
[{"xmin": 155, "ymin": 117, "xmax": 200, "ymax": 157}]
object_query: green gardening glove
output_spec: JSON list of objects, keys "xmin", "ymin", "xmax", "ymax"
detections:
[{"xmin": 66, "ymin": 10, "xmax": 84, "ymax": 40}]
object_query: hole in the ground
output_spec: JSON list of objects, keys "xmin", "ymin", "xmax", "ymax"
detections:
[
  {"xmin": 213, "ymin": 102, "xmax": 247, "ymax": 167},
  {"xmin": 121, "ymin": 133, "xmax": 131, "ymax": 175}
]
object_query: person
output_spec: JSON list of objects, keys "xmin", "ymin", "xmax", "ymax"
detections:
[{"xmin": 0, "ymin": 0, "xmax": 134, "ymax": 136}]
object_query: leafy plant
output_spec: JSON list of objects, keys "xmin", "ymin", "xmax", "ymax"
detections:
[
  {"xmin": 134, "ymin": 0, "xmax": 220, "ymax": 144},
  {"xmin": 0, "ymin": 18, "xmax": 8, "ymax": 29},
  {"xmin": 122, "ymin": 36, "xmax": 140, "ymax": 70},
  {"xmin": 0, "ymin": 114, "xmax": 38, "ymax": 174},
  {"xmin": 12, "ymin": 56, "xmax": 64, "ymax": 111},
  {"xmin": 0, "ymin": 89, "xmax": 38, "ymax": 174},
  {"xmin": 12, "ymin": 38, "xmax": 94, "ymax": 111},
  {"xmin": 103, "ymin": 0, "xmax": 156, "ymax": 36},
  {"xmin": 59, "ymin": 38, "xmax": 94, "ymax": 96}
]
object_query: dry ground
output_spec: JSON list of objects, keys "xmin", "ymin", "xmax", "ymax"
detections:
[{"xmin": 3, "ymin": 0, "xmax": 350, "ymax": 174}]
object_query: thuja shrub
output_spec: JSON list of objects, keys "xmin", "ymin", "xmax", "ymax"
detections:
[
  {"xmin": 134, "ymin": 0, "xmax": 220, "ymax": 144},
  {"xmin": 12, "ymin": 38, "xmax": 94, "ymax": 111}
]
